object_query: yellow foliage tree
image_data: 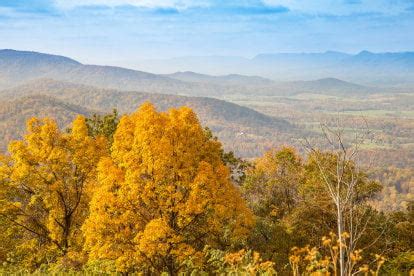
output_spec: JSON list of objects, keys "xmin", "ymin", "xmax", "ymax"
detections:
[
  {"xmin": 0, "ymin": 116, "xmax": 107, "ymax": 269},
  {"xmin": 82, "ymin": 103, "xmax": 254, "ymax": 274}
]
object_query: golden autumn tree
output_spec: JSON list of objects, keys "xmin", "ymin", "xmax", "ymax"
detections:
[
  {"xmin": 82, "ymin": 103, "xmax": 254, "ymax": 274},
  {"xmin": 0, "ymin": 116, "xmax": 107, "ymax": 270}
]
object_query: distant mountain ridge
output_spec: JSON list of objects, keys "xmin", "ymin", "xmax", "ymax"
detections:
[
  {"xmin": 134, "ymin": 51, "xmax": 414, "ymax": 87},
  {"xmin": 0, "ymin": 49, "xmax": 391, "ymax": 97},
  {"xmin": 253, "ymin": 50, "xmax": 351, "ymax": 63},
  {"xmin": 0, "ymin": 49, "xmax": 80, "ymax": 65},
  {"xmin": 0, "ymin": 49, "xmax": 191, "ymax": 93},
  {"xmin": 281, "ymin": 78, "xmax": 372, "ymax": 95},
  {"xmin": 164, "ymin": 71, "xmax": 274, "ymax": 86}
]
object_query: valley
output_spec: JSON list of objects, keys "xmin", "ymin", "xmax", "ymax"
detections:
[
  {"xmin": 2, "ymin": 1, "xmax": 413, "ymax": 273},
  {"xmin": 0, "ymin": 50, "xmax": 413, "ymax": 212}
]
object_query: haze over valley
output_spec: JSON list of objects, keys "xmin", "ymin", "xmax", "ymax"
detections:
[
  {"xmin": 1, "ymin": 1, "xmax": 414, "ymax": 273},
  {"xmin": 1, "ymin": 49, "xmax": 414, "ymax": 209},
  {"xmin": 1, "ymin": 49, "xmax": 413, "ymax": 165}
]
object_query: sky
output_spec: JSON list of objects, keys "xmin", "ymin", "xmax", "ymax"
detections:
[{"xmin": 1, "ymin": 0, "xmax": 414, "ymax": 66}]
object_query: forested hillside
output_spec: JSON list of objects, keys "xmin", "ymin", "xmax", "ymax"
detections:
[
  {"xmin": 0, "ymin": 103, "xmax": 412, "ymax": 275},
  {"xmin": 0, "ymin": 49, "xmax": 413, "ymax": 275},
  {"xmin": 0, "ymin": 79, "xmax": 296, "ymax": 157},
  {"xmin": 0, "ymin": 95, "xmax": 93, "ymax": 147}
]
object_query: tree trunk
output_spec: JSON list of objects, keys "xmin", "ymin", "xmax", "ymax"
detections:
[
  {"xmin": 166, "ymin": 255, "xmax": 177, "ymax": 276},
  {"xmin": 62, "ymin": 213, "xmax": 72, "ymax": 254},
  {"xmin": 337, "ymin": 202, "xmax": 345, "ymax": 276}
]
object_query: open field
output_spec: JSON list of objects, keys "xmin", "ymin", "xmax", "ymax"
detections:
[{"xmin": 223, "ymin": 92, "xmax": 414, "ymax": 168}]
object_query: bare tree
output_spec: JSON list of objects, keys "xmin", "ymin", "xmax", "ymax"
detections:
[{"xmin": 303, "ymin": 117, "xmax": 383, "ymax": 276}]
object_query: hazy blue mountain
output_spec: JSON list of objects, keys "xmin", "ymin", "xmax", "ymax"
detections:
[
  {"xmin": 0, "ymin": 49, "xmax": 191, "ymax": 93},
  {"xmin": 134, "ymin": 51, "xmax": 414, "ymax": 87},
  {"xmin": 273, "ymin": 78, "xmax": 375, "ymax": 96},
  {"xmin": 0, "ymin": 49, "xmax": 406, "ymax": 98},
  {"xmin": 0, "ymin": 49, "xmax": 80, "ymax": 66},
  {"xmin": 164, "ymin": 71, "xmax": 274, "ymax": 86},
  {"xmin": 135, "ymin": 56, "xmax": 250, "ymax": 75},
  {"xmin": 253, "ymin": 51, "xmax": 351, "ymax": 64},
  {"xmin": 0, "ymin": 50, "xmax": 275, "ymax": 95},
  {"xmin": 347, "ymin": 51, "xmax": 414, "ymax": 66},
  {"xmin": 0, "ymin": 49, "xmax": 80, "ymax": 87}
]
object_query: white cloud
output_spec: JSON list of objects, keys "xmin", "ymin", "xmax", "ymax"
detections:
[
  {"xmin": 262, "ymin": 0, "xmax": 412, "ymax": 15},
  {"xmin": 50, "ymin": 0, "xmax": 414, "ymax": 14},
  {"xmin": 52, "ymin": 0, "xmax": 209, "ymax": 10}
]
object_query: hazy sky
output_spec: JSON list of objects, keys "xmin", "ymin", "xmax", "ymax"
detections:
[{"xmin": 1, "ymin": 0, "xmax": 414, "ymax": 65}]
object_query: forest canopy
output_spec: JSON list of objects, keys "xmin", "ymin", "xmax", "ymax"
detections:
[{"xmin": 0, "ymin": 103, "xmax": 413, "ymax": 275}]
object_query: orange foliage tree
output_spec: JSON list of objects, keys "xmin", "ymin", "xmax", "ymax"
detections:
[{"xmin": 82, "ymin": 103, "xmax": 254, "ymax": 274}]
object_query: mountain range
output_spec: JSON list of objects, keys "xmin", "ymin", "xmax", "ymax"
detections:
[
  {"xmin": 0, "ymin": 49, "xmax": 392, "ymax": 97},
  {"xmin": 0, "ymin": 49, "xmax": 190, "ymax": 93},
  {"xmin": 1, "ymin": 49, "xmax": 411, "ymax": 157},
  {"xmin": 133, "ymin": 51, "xmax": 414, "ymax": 87},
  {"xmin": 163, "ymin": 71, "xmax": 274, "ymax": 86}
]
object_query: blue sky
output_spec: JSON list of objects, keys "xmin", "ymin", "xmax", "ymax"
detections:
[{"xmin": 1, "ymin": 0, "xmax": 413, "ymax": 66}]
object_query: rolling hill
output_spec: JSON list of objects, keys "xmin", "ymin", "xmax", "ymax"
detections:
[
  {"xmin": 0, "ymin": 95, "xmax": 93, "ymax": 148},
  {"xmin": 0, "ymin": 79, "xmax": 297, "ymax": 157},
  {"xmin": 0, "ymin": 79, "xmax": 290, "ymax": 128}
]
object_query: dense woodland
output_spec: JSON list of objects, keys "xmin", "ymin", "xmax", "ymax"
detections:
[{"xmin": 0, "ymin": 103, "xmax": 413, "ymax": 275}]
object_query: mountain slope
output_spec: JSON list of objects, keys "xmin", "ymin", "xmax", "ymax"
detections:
[
  {"xmin": 0, "ymin": 79, "xmax": 289, "ymax": 128},
  {"xmin": 0, "ymin": 95, "xmax": 93, "ymax": 148},
  {"xmin": 0, "ymin": 79, "xmax": 296, "ymax": 156},
  {"xmin": 164, "ymin": 71, "xmax": 274, "ymax": 86},
  {"xmin": 0, "ymin": 49, "xmax": 191, "ymax": 93},
  {"xmin": 0, "ymin": 49, "xmax": 80, "ymax": 87},
  {"xmin": 275, "ymin": 78, "xmax": 374, "ymax": 96}
]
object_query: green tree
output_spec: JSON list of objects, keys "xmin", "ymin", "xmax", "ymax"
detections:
[
  {"xmin": 242, "ymin": 147, "xmax": 304, "ymax": 269},
  {"xmin": 295, "ymin": 148, "xmax": 382, "ymax": 275},
  {"xmin": 86, "ymin": 109, "xmax": 119, "ymax": 144}
]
